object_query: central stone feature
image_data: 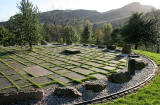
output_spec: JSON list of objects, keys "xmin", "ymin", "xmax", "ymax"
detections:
[
  {"xmin": 63, "ymin": 49, "xmax": 81, "ymax": 54},
  {"xmin": 24, "ymin": 66, "xmax": 53, "ymax": 77}
]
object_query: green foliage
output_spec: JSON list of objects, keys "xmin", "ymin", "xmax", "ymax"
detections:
[
  {"xmin": 102, "ymin": 23, "xmax": 113, "ymax": 45},
  {"xmin": 42, "ymin": 22, "xmax": 56, "ymax": 42},
  {"xmin": 17, "ymin": 0, "xmax": 42, "ymax": 50},
  {"xmin": 121, "ymin": 13, "xmax": 156, "ymax": 49},
  {"xmin": 61, "ymin": 26, "xmax": 79, "ymax": 44},
  {"xmin": 111, "ymin": 28, "xmax": 123, "ymax": 46},
  {"xmin": 8, "ymin": 14, "xmax": 26, "ymax": 46},
  {"xmin": 81, "ymin": 24, "xmax": 92, "ymax": 43},
  {"xmin": 93, "ymin": 29, "xmax": 104, "ymax": 45},
  {"xmin": 0, "ymin": 26, "xmax": 15, "ymax": 46}
]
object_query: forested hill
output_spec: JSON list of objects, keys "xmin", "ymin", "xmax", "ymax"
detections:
[
  {"xmin": 0, "ymin": 2, "xmax": 155, "ymax": 26},
  {"xmin": 38, "ymin": 2, "xmax": 154, "ymax": 26}
]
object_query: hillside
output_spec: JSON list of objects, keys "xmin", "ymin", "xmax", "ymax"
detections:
[
  {"xmin": 39, "ymin": 2, "xmax": 154, "ymax": 26},
  {"xmin": 0, "ymin": 2, "xmax": 155, "ymax": 27}
]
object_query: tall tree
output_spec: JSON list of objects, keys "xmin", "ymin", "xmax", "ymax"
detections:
[
  {"xmin": 103, "ymin": 23, "xmax": 113, "ymax": 45},
  {"xmin": 81, "ymin": 24, "xmax": 92, "ymax": 44},
  {"xmin": 8, "ymin": 14, "xmax": 26, "ymax": 46},
  {"xmin": 121, "ymin": 13, "xmax": 155, "ymax": 49},
  {"xmin": 61, "ymin": 26, "xmax": 79, "ymax": 44},
  {"xmin": 17, "ymin": 0, "xmax": 42, "ymax": 50},
  {"xmin": 151, "ymin": 10, "xmax": 160, "ymax": 53}
]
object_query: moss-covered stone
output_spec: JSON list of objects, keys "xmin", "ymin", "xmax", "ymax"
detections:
[
  {"xmin": 85, "ymin": 82, "xmax": 106, "ymax": 92},
  {"xmin": 53, "ymin": 86, "xmax": 82, "ymax": 97}
]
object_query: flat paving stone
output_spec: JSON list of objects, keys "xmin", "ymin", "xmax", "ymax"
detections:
[
  {"xmin": 0, "ymin": 87, "xmax": 18, "ymax": 93},
  {"xmin": 102, "ymin": 66, "xmax": 116, "ymax": 70},
  {"xmin": 50, "ymin": 67, "xmax": 62, "ymax": 71},
  {"xmin": 55, "ymin": 77, "xmax": 71, "ymax": 84},
  {"xmin": 90, "ymin": 67, "xmax": 108, "ymax": 73},
  {"xmin": 9, "ymin": 74, "xmax": 22, "ymax": 81},
  {"xmin": 48, "ymin": 74, "xmax": 61, "ymax": 78},
  {"xmin": 90, "ymin": 73, "xmax": 106, "ymax": 79},
  {"xmin": 21, "ymin": 85, "xmax": 37, "ymax": 91},
  {"xmin": 0, "ymin": 78, "xmax": 12, "ymax": 89},
  {"xmin": 63, "ymin": 72, "xmax": 86, "ymax": 80},
  {"xmin": 10, "ymin": 63, "xmax": 25, "ymax": 70},
  {"xmin": 72, "ymin": 68, "xmax": 94, "ymax": 75},
  {"xmin": 56, "ymin": 69, "xmax": 70, "ymax": 74},
  {"xmin": 24, "ymin": 66, "xmax": 53, "ymax": 77},
  {"xmin": 31, "ymin": 76, "xmax": 52, "ymax": 84},
  {"xmin": 15, "ymin": 79, "xmax": 32, "ymax": 87},
  {"xmin": 2, "ymin": 69, "xmax": 16, "ymax": 75},
  {"xmin": 86, "ymin": 62, "xmax": 104, "ymax": 67}
]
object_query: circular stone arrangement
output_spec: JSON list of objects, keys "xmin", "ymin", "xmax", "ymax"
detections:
[
  {"xmin": 0, "ymin": 45, "xmax": 158, "ymax": 105},
  {"xmin": 42, "ymin": 54, "xmax": 157, "ymax": 105}
]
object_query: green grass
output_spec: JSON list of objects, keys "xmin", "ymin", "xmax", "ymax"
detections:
[{"xmin": 95, "ymin": 50, "xmax": 160, "ymax": 105}]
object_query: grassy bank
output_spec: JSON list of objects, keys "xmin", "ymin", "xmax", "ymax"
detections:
[{"xmin": 96, "ymin": 50, "xmax": 160, "ymax": 105}]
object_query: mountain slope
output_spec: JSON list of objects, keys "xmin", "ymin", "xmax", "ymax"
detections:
[{"xmin": 38, "ymin": 2, "xmax": 155, "ymax": 26}]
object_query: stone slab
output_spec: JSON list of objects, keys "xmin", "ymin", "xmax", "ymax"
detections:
[
  {"xmin": 24, "ymin": 66, "xmax": 53, "ymax": 77},
  {"xmin": 72, "ymin": 68, "xmax": 94, "ymax": 75},
  {"xmin": 90, "ymin": 74, "xmax": 106, "ymax": 79},
  {"xmin": 63, "ymin": 72, "xmax": 86, "ymax": 80}
]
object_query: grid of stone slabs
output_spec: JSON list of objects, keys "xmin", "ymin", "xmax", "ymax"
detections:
[{"xmin": 0, "ymin": 45, "xmax": 127, "ymax": 92}]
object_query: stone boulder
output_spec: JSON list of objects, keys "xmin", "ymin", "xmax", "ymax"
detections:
[
  {"xmin": 128, "ymin": 58, "xmax": 135, "ymax": 75},
  {"xmin": 107, "ymin": 45, "xmax": 116, "ymax": 50},
  {"xmin": 122, "ymin": 44, "xmax": 131, "ymax": 54},
  {"xmin": 129, "ymin": 53, "xmax": 140, "ymax": 58},
  {"xmin": 108, "ymin": 72, "xmax": 132, "ymax": 83},
  {"xmin": 90, "ymin": 44, "xmax": 96, "ymax": 47},
  {"xmin": 63, "ymin": 49, "xmax": 81, "ymax": 54},
  {"xmin": 53, "ymin": 87, "xmax": 82, "ymax": 98},
  {"xmin": 41, "ymin": 40, "xmax": 48, "ymax": 45},
  {"xmin": 98, "ymin": 45, "xmax": 106, "ymax": 48},
  {"xmin": 0, "ymin": 90, "xmax": 44, "ymax": 105},
  {"xmin": 85, "ymin": 82, "xmax": 106, "ymax": 92},
  {"xmin": 135, "ymin": 58, "xmax": 147, "ymax": 70},
  {"xmin": 83, "ymin": 44, "xmax": 88, "ymax": 47}
]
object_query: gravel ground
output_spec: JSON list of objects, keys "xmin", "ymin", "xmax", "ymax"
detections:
[{"xmin": 11, "ymin": 55, "xmax": 156, "ymax": 105}]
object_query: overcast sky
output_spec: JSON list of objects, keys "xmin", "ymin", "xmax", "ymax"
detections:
[{"xmin": 0, "ymin": 0, "xmax": 160, "ymax": 22}]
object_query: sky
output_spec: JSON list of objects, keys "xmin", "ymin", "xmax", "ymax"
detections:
[{"xmin": 0, "ymin": 0, "xmax": 160, "ymax": 22}]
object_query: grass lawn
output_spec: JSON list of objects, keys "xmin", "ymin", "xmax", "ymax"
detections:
[{"xmin": 96, "ymin": 50, "xmax": 160, "ymax": 105}]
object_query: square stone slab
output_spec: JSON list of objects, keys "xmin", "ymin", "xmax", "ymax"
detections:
[
  {"xmin": 102, "ymin": 66, "xmax": 116, "ymax": 70},
  {"xmin": 56, "ymin": 69, "xmax": 71, "ymax": 74},
  {"xmin": 63, "ymin": 72, "xmax": 86, "ymax": 80},
  {"xmin": 72, "ymin": 68, "xmax": 94, "ymax": 75},
  {"xmin": 0, "ymin": 78, "xmax": 12, "ymax": 89},
  {"xmin": 24, "ymin": 66, "xmax": 53, "ymax": 77},
  {"xmin": 55, "ymin": 77, "xmax": 71, "ymax": 84},
  {"xmin": 86, "ymin": 62, "xmax": 104, "ymax": 67},
  {"xmin": 31, "ymin": 77, "xmax": 52, "ymax": 84},
  {"xmin": 90, "ymin": 74, "xmax": 106, "ymax": 79},
  {"xmin": 90, "ymin": 67, "xmax": 108, "ymax": 73}
]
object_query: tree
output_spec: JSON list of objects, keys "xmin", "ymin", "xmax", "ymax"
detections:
[
  {"xmin": 17, "ymin": 0, "xmax": 42, "ymax": 50},
  {"xmin": 111, "ymin": 28, "xmax": 123, "ymax": 46},
  {"xmin": 151, "ymin": 10, "xmax": 160, "ymax": 53},
  {"xmin": 61, "ymin": 26, "xmax": 79, "ymax": 44},
  {"xmin": 103, "ymin": 23, "xmax": 113, "ymax": 45},
  {"xmin": 93, "ymin": 29, "xmax": 104, "ymax": 44},
  {"xmin": 121, "ymin": 13, "xmax": 155, "ymax": 49},
  {"xmin": 0, "ymin": 26, "xmax": 15, "ymax": 46},
  {"xmin": 81, "ymin": 24, "xmax": 92, "ymax": 44},
  {"xmin": 8, "ymin": 14, "xmax": 26, "ymax": 46}
]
